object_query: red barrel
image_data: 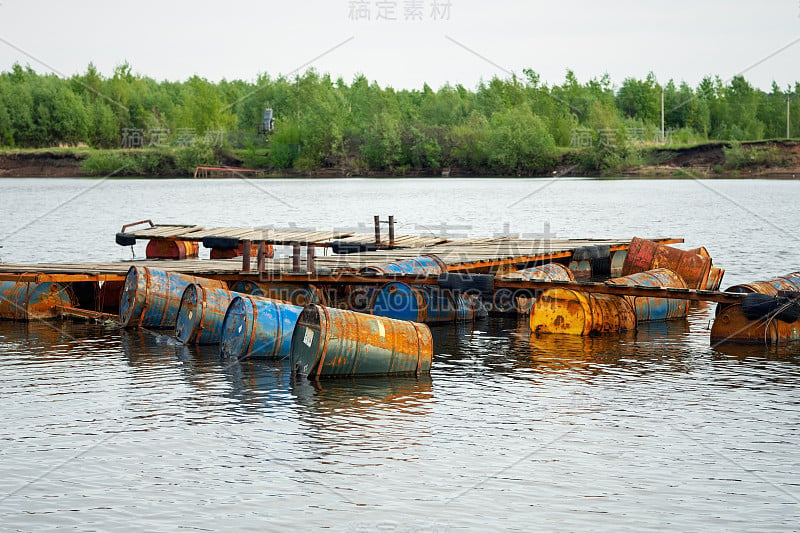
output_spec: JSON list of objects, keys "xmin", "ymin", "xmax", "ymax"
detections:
[
  {"xmin": 146, "ymin": 239, "xmax": 199, "ymax": 260},
  {"xmin": 622, "ymin": 237, "xmax": 712, "ymax": 289}
]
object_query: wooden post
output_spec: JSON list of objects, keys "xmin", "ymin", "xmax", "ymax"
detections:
[
  {"xmin": 257, "ymin": 241, "xmax": 266, "ymax": 273},
  {"xmin": 374, "ymin": 215, "xmax": 381, "ymax": 245},
  {"xmin": 388, "ymin": 215, "xmax": 395, "ymax": 246},
  {"xmin": 242, "ymin": 239, "xmax": 251, "ymax": 272},
  {"xmin": 292, "ymin": 243, "xmax": 302, "ymax": 273},
  {"xmin": 306, "ymin": 245, "xmax": 315, "ymax": 273}
]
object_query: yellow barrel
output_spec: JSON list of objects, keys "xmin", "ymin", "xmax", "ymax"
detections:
[
  {"xmin": 606, "ymin": 268, "xmax": 689, "ymax": 322},
  {"xmin": 530, "ymin": 289, "xmax": 637, "ymax": 336}
]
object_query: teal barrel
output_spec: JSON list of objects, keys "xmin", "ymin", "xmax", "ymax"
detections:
[
  {"xmin": 0, "ymin": 281, "xmax": 74, "ymax": 320},
  {"xmin": 291, "ymin": 305, "xmax": 433, "ymax": 378},
  {"xmin": 360, "ymin": 255, "xmax": 447, "ymax": 276},
  {"xmin": 219, "ymin": 295, "xmax": 303, "ymax": 360},
  {"xmin": 229, "ymin": 281, "xmax": 325, "ymax": 306},
  {"xmin": 607, "ymin": 268, "xmax": 689, "ymax": 322},
  {"xmin": 120, "ymin": 266, "xmax": 227, "ymax": 329},
  {"xmin": 369, "ymin": 282, "xmax": 479, "ymax": 323},
  {"xmin": 175, "ymin": 284, "xmax": 238, "ymax": 345},
  {"xmin": 725, "ymin": 272, "xmax": 800, "ymax": 295}
]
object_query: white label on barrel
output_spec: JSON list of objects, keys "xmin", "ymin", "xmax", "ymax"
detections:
[
  {"xmin": 377, "ymin": 321, "xmax": 385, "ymax": 338},
  {"xmin": 303, "ymin": 327, "xmax": 314, "ymax": 347}
]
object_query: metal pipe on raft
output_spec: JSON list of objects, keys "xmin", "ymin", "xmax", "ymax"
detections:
[
  {"xmin": 711, "ymin": 272, "xmax": 800, "ymax": 345},
  {"xmin": 219, "ymin": 295, "xmax": 303, "ymax": 359},
  {"xmin": 0, "ymin": 281, "xmax": 75, "ymax": 320},
  {"xmin": 175, "ymin": 285, "xmax": 238, "ymax": 345},
  {"xmin": 119, "ymin": 266, "xmax": 227, "ymax": 329},
  {"xmin": 291, "ymin": 305, "xmax": 433, "ymax": 378}
]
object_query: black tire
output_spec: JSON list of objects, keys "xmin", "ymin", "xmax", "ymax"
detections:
[
  {"xmin": 332, "ymin": 241, "xmax": 372, "ymax": 254},
  {"xmin": 438, "ymin": 273, "xmax": 494, "ymax": 294},
  {"xmin": 203, "ymin": 236, "xmax": 239, "ymax": 250},
  {"xmin": 115, "ymin": 233, "xmax": 136, "ymax": 246},
  {"xmin": 742, "ymin": 293, "xmax": 800, "ymax": 323}
]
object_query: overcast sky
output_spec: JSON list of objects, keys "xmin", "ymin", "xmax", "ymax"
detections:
[{"xmin": 0, "ymin": 0, "xmax": 798, "ymax": 91}]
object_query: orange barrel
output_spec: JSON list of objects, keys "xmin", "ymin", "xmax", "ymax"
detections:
[
  {"xmin": 610, "ymin": 250, "xmax": 627, "ymax": 277},
  {"xmin": 494, "ymin": 263, "xmax": 574, "ymax": 314},
  {"xmin": 606, "ymin": 268, "xmax": 689, "ymax": 322},
  {"xmin": 210, "ymin": 243, "xmax": 274, "ymax": 260},
  {"xmin": 291, "ymin": 305, "xmax": 433, "ymax": 378},
  {"xmin": 359, "ymin": 255, "xmax": 447, "ymax": 276},
  {"xmin": 230, "ymin": 281, "xmax": 325, "ymax": 307},
  {"xmin": 724, "ymin": 272, "xmax": 800, "ymax": 295},
  {"xmin": 145, "ymin": 239, "xmax": 199, "ymax": 260},
  {"xmin": 120, "ymin": 266, "xmax": 227, "ymax": 329},
  {"xmin": 705, "ymin": 267, "xmax": 725, "ymax": 291},
  {"xmin": 711, "ymin": 272, "xmax": 800, "ymax": 345},
  {"xmin": 622, "ymin": 237, "xmax": 712, "ymax": 290},
  {"xmin": 175, "ymin": 284, "xmax": 239, "ymax": 345},
  {"xmin": 530, "ymin": 289, "xmax": 637, "ymax": 336},
  {"xmin": 0, "ymin": 281, "xmax": 74, "ymax": 320},
  {"xmin": 711, "ymin": 303, "xmax": 800, "ymax": 345}
]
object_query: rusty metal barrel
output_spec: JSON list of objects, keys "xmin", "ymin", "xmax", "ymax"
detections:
[
  {"xmin": 230, "ymin": 281, "xmax": 325, "ymax": 307},
  {"xmin": 359, "ymin": 255, "xmax": 447, "ymax": 276},
  {"xmin": 120, "ymin": 266, "xmax": 227, "ymax": 329},
  {"xmin": 622, "ymin": 237, "xmax": 712, "ymax": 289},
  {"xmin": 291, "ymin": 305, "xmax": 433, "ymax": 378},
  {"xmin": 606, "ymin": 268, "xmax": 689, "ymax": 322},
  {"xmin": 175, "ymin": 284, "xmax": 238, "ymax": 345},
  {"xmin": 530, "ymin": 289, "xmax": 637, "ymax": 336},
  {"xmin": 0, "ymin": 281, "xmax": 74, "ymax": 320},
  {"xmin": 711, "ymin": 272, "xmax": 800, "ymax": 345},
  {"xmin": 145, "ymin": 239, "xmax": 199, "ymax": 260},
  {"xmin": 494, "ymin": 263, "xmax": 575, "ymax": 314},
  {"xmin": 369, "ymin": 282, "xmax": 480, "ymax": 323},
  {"xmin": 219, "ymin": 295, "xmax": 303, "ymax": 359}
]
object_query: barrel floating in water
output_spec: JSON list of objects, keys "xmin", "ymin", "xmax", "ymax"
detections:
[
  {"xmin": 120, "ymin": 267, "xmax": 227, "ymax": 329},
  {"xmin": 369, "ymin": 282, "xmax": 480, "ymax": 323},
  {"xmin": 530, "ymin": 289, "xmax": 637, "ymax": 336},
  {"xmin": 711, "ymin": 272, "xmax": 800, "ymax": 345},
  {"xmin": 360, "ymin": 255, "xmax": 447, "ymax": 276},
  {"xmin": 0, "ymin": 281, "xmax": 74, "ymax": 320},
  {"xmin": 622, "ymin": 237, "xmax": 712, "ymax": 290},
  {"xmin": 219, "ymin": 295, "xmax": 303, "ymax": 359},
  {"xmin": 145, "ymin": 239, "xmax": 199, "ymax": 260},
  {"xmin": 495, "ymin": 263, "xmax": 574, "ymax": 314},
  {"xmin": 291, "ymin": 305, "xmax": 433, "ymax": 378},
  {"xmin": 175, "ymin": 285, "xmax": 239, "ymax": 345},
  {"xmin": 230, "ymin": 281, "xmax": 325, "ymax": 307},
  {"xmin": 606, "ymin": 268, "xmax": 689, "ymax": 322}
]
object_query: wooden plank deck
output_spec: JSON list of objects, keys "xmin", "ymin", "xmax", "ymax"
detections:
[{"xmin": 0, "ymin": 237, "xmax": 684, "ymax": 283}]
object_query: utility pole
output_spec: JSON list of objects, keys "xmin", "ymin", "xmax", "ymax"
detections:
[
  {"xmin": 788, "ymin": 95, "xmax": 791, "ymax": 139},
  {"xmin": 661, "ymin": 86, "xmax": 665, "ymax": 143}
]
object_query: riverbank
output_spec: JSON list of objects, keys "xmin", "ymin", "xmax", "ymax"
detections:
[{"xmin": 1, "ymin": 140, "xmax": 798, "ymax": 178}]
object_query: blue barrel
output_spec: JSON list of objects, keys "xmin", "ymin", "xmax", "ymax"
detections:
[
  {"xmin": 120, "ymin": 266, "xmax": 227, "ymax": 329},
  {"xmin": 369, "ymin": 282, "xmax": 478, "ymax": 323},
  {"xmin": 229, "ymin": 281, "xmax": 325, "ymax": 306},
  {"xmin": 291, "ymin": 305, "xmax": 433, "ymax": 378},
  {"xmin": 607, "ymin": 268, "xmax": 689, "ymax": 322},
  {"xmin": 360, "ymin": 255, "xmax": 447, "ymax": 276},
  {"xmin": 0, "ymin": 281, "xmax": 74, "ymax": 320},
  {"xmin": 219, "ymin": 295, "xmax": 303, "ymax": 360},
  {"xmin": 175, "ymin": 284, "xmax": 238, "ymax": 345}
]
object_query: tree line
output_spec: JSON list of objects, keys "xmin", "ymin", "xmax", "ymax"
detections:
[{"xmin": 0, "ymin": 62, "xmax": 798, "ymax": 174}]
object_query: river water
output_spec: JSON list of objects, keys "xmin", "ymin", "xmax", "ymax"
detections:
[{"xmin": 0, "ymin": 178, "xmax": 798, "ymax": 531}]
